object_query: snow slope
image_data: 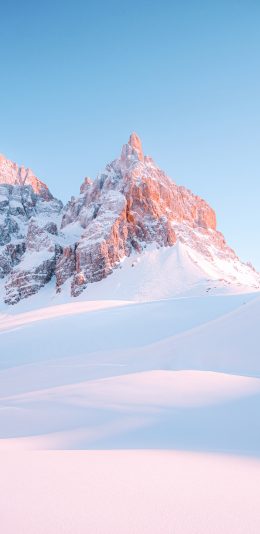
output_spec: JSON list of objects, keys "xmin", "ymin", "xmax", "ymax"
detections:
[
  {"xmin": 1, "ymin": 264, "xmax": 260, "ymax": 532},
  {"xmin": 0, "ymin": 290, "xmax": 260, "ymax": 449},
  {"xmin": 0, "ymin": 240, "xmax": 258, "ymax": 319}
]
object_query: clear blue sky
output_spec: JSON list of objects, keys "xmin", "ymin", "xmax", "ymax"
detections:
[{"xmin": 1, "ymin": 1, "xmax": 259, "ymax": 268}]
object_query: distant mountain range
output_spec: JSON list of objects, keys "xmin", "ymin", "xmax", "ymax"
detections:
[{"xmin": 0, "ymin": 133, "xmax": 259, "ymax": 305}]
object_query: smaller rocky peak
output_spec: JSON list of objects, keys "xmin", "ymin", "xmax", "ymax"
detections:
[
  {"xmin": 120, "ymin": 132, "xmax": 144, "ymax": 164},
  {"xmin": 0, "ymin": 153, "xmax": 53, "ymax": 201},
  {"xmin": 80, "ymin": 176, "xmax": 93, "ymax": 194}
]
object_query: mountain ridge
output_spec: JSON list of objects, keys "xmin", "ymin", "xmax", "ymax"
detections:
[{"xmin": 0, "ymin": 134, "xmax": 259, "ymax": 305}]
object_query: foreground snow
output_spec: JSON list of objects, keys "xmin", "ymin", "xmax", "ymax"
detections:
[
  {"xmin": 1, "ymin": 451, "xmax": 260, "ymax": 534},
  {"xmin": 1, "ymin": 279, "xmax": 260, "ymax": 532}
]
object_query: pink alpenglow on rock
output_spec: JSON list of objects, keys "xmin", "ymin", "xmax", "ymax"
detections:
[
  {"xmin": 121, "ymin": 132, "xmax": 145, "ymax": 162},
  {"xmin": 57, "ymin": 133, "xmax": 233, "ymax": 296},
  {"xmin": 0, "ymin": 153, "xmax": 53, "ymax": 200}
]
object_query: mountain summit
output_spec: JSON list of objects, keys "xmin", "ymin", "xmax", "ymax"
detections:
[
  {"xmin": 56, "ymin": 133, "xmax": 259, "ymax": 298},
  {"xmin": 0, "ymin": 135, "xmax": 259, "ymax": 304},
  {"xmin": 121, "ymin": 132, "xmax": 144, "ymax": 162},
  {"xmin": 58, "ymin": 132, "xmax": 219, "ymax": 296}
]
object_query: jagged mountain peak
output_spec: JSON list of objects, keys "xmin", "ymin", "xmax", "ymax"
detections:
[
  {"xmin": 120, "ymin": 132, "xmax": 144, "ymax": 164},
  {"xmin": 0, "ymin": 152, "xmax": 53, "ymax": 200},
  {"xmin": 57, "ymin": 135, "xmax": 258, "ymax": 298},
  {"xmin": 0, "ymin": 135, "xmax": 259, "ymax": 305}
]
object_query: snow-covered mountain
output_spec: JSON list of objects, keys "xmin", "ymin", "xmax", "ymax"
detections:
[
  {"xmin": 0, "ymin": 134, "xmax": 259, "ymax": 305},
  {"xmin": 0, "ymin": 154, "xmax": 63, "ymax": 303}
]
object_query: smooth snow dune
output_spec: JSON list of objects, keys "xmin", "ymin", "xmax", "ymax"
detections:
[
  {"xmin": 0, "ymin": 293, "xmax": 254, "ymax": 371},
  {"xmin": 0, "ymin": 292, "xmax": 259, "ymax": 451},
  {"xmin": 165, "ymin": 293, "xmax": 260, "ymax": 376},
  {"xmin": 1, "ymin": 370, "xmax": 260, "ymax": 453},
  {"xmin": 0, "ymin": 299, "xmax": 132, "ymax": 333},
  {"xmin": 1, "ymin": 451, "xmax": 260, "ymax": 534}
]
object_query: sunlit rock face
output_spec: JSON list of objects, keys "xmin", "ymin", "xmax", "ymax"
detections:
[
  {"xmin": 58, "ymin": 133, "xmax": 220, "ymax": 296},
  {"xmin": 121, "ymin": 132, "xmax": 144, "ymax": 163}
]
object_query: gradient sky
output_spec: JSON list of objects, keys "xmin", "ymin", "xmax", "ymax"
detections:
[{"xmin": 1, "ymin": 1, "xmax": 259, "ymax": 268}]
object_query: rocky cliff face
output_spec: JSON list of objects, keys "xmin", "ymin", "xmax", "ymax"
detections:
[
  {"xmin": 0, "ymin": 154, "xmax": 62, "ymax": 304},
  {"xmin": 0, "ymin": 135, "xmax": 259, "ymax": 304}
]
